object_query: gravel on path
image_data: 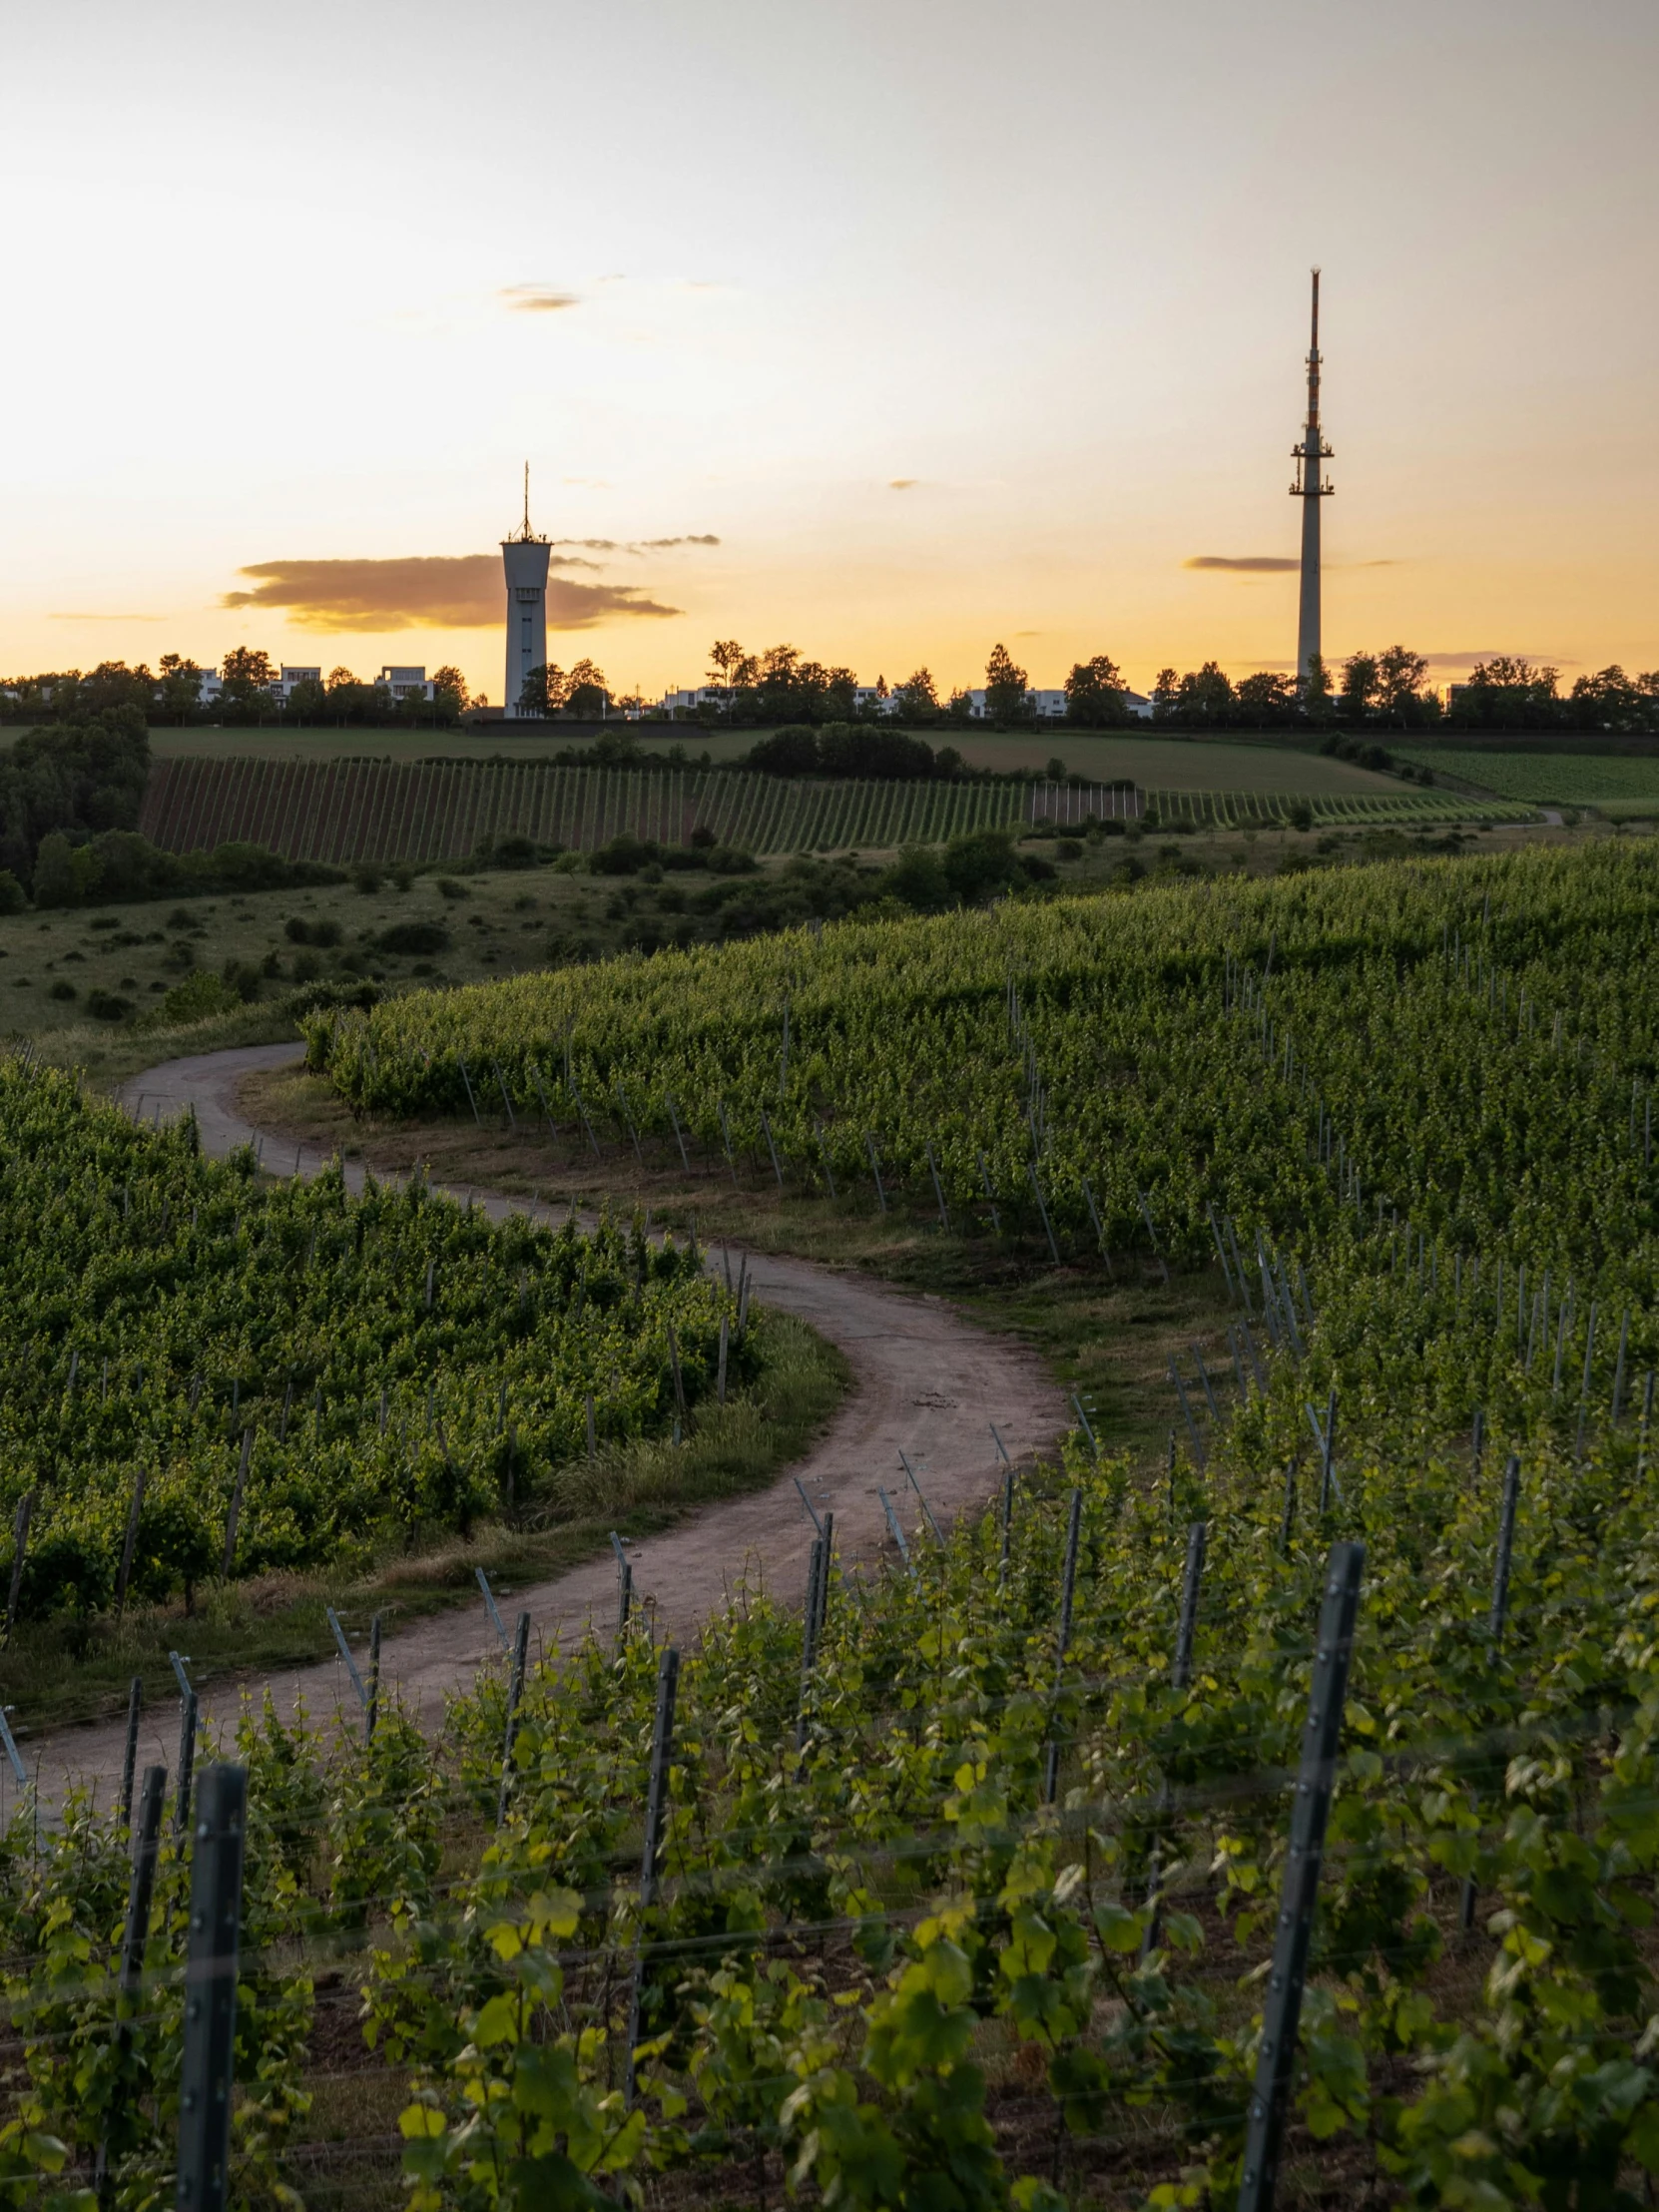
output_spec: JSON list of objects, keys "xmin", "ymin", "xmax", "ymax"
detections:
[{"xmin": 34, "ymin": 1042, "xmax": 1065, "ymax": 1804}]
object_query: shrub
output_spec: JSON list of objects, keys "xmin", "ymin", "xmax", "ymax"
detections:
[
  {"xmin": 941, "ymin": 829, "xmax": 1023, "ymax": 905},
  {"xmin": 352, "ymin": 862, "xmax": 382, "ymax": 893},
  {"xmin": 0, "ymin": 870, "xmax": 24, "ymax": 916},
  {"xmin": 85, "ymin": 989, "xmax": 132, "ymax": 1021},
  {"xmin": 221, "ymin": 958, "xmax": 264, "ymax": 1003},
  {"xmin": 747, "ymin": 727, "xmax": 820, "ymax": 777},
  {"xmin": 436, "ymin": 876, "xmax": 469, "ymax": 900},
  {"xmin": 285, "ymin": 916, "xmax": 342, "ymax": 948},
  {"xmin": 817, "ymin": 723, "xmax": 936, "ymax": 781},
  {"xmin": 883, "ymin": 845, "xmax": 951, "ymax": 913},
  {"xmin": 158, "ymin": 970, "xmax": 240, "ymax": 1023},
  {"xmin": 48, "ymin": 979, "xmax": 77, "ymax": 1000},
  {"xmin": 377, "ymin": 920, "xmax": 450, "ymax": 956}
]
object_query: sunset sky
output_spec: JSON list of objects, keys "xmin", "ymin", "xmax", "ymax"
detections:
[{"xmin": 3, "ymin": 0, "xmax": 1656, "ymax": 706}]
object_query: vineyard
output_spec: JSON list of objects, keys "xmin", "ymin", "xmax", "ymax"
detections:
[
  {"xmin": 0, "ymin": 1058, "xmax": 736, "ymax": 1618},
  {"xmin": 17, "ymin": 838, "xmax": 1659, "ymax": 2206},
  {"xmin": 1396, "ymin": 748, "xmax": 1659, "ymax": 807},
  {"xmin": 137, "ymin": 756, "xmax": 1531, "ymax": 864},
  {"xmin": 12, "ymin": 1346, "xmax": 1659, "ymax": 2204},
  {"xmin": 309, "ymin": 836, "xmax": 1659, "ymax": 1459}
]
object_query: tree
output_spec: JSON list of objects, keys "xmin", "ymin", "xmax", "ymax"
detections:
[
  {"xmin": 518, "ymin": 665, "xmax": 552, "ymax": 717},
  {"xmin": 983, "ymin": 644, "xmax": 1029, "ymax": 727},
  {"xmin": 1063, "ymin": 653, "xmax": 1127, "ymax": 728},
  {"xmin": 1235, "ymin": 672, "xmax": 1298, "ymax": 726},
  {"xmin": 82, "ymin": 661, "xmax": 155, "ymax": 717},
  {"xmin": 891, "ymin": 669, "xmax": 939, "ymax": 724},
  {"xmin": 823, "ymin": 667, "xmax": 858, "ymax": 721},
  {"xmin": 1567, "ymin": 667, "xmax": 1659, "ymax": 735},
  {"xmin": 1174, "ymin": 662, "xmax": 1235, "ymax": 726},
  {"xmin": 157, "ymin": 653, "xmax": 203, "ymax": 726},
  {"xmin": 1375, "ymin": 645, "xmax": 1430, "ymax": 728},
  {"xmin": 1340, "ymin": 652, "xmax": 1380, "ymax": 723},
  {"xmin": 285, "ymin": 676, "xmax": 327, "ymax": 724},
  {"xmin": 708, "ymin": 640, "xmax": 756, "ymax": 697},
  {"xmin": 1448, "ymin": 657, "xmax": 1561, "ymax": 731},
  {"xmin": 431, "ymin": 666, "xmax": 469, "ymax": 715},
  {"xmin": 220, "ymin": 646, "xmax": 276, "ymax": 725},
  {"xmin": 565, "ymin": 658, "xmax": 608, "ymax": 716},
  {"xmin": 1150, "ymin": 668, "xmax": 1180, "ymax": 723}
]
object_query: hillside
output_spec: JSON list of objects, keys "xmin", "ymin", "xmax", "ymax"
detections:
[{"xmin": 139, "ymin": 755, "xmax": 1528, "ymax": 862}]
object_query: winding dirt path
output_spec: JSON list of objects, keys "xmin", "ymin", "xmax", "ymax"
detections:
[{"xmin": 36, "ymin": 1043, "xmax": 1064, "ymax": 1803}]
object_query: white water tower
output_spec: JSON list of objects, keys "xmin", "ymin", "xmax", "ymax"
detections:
[{"xmin": 501, "ymin": 465, "xmax": 550, "ymax": 716}]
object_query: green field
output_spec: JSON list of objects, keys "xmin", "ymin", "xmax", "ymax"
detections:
[
  {"xmin": 126, "ymin": 724, "xmax": 1402, "ymax": 792},
  {"xmin": 1397, "ymin": 746, "xmax": 1659, "ymax": 805},
  {"xmin": 140, "ymin": 755, "xmax": 1529, "ymax": 864}
]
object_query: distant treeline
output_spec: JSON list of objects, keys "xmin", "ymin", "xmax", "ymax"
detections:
[{"xmin": 10, "ymin": 638, "xmax": 1659, "ymax": 745}]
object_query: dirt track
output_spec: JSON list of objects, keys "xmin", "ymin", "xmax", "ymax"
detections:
[{"xmin": 34, "ymin": 1042, "xmax": 1065, "ymax": 1802}]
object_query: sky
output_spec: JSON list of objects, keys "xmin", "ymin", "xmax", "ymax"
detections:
[{"xmin": 3, "ymin": 0, "xmax": 1656, "ymax": 706}]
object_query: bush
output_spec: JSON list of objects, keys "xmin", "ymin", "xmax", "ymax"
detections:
[
  {"xmin": 590, "ymin": 832, "xmax": 652, "ymax": 875},
  {"xmin": 0, "ymin": 870, "xmax": 24, "ymax": 916},
  {"xmin": 158, "ymin": 970, "xmax": 240, "ymax": 1023},
  {"xmin": 285, "ymin": 916, "xmax": 342, "ymax": 948},
  {"xmin": 941, "ymin": 829, "xmax": 1024, "ymax": 904},
  {"xmin": 484, "ymin": 834, "xmax": 539, "ymax": 868},
  {"xmin": 882, "ymin": 845, "xmax": 951, "ymax": 913},
  {"xmin": 377, "ymin": 920, "xmax": 450, "ymax": 955},
  {"xmin": 85, "ymin": 988, "xmax": 133, "ymax": 1021},
  {"xmin": 436, "ymin": 876, "xmax": 470, "ymax": 900},
  {"xmin": 221, "ymin": 958, "xmax": 264, "ymax": 1003},
  {"xmin": 48, "ymin": 979, "xmax": 77, "ymax": 1001},
  {"xmin": 352, "ymin": 862, "xmax": 382, "ymax": 893},
  {"xmin": 817, "ymin": 723, "xmax": 937, "ymax": 781},
  {"xmin": 747, "ymin": 727, "xmax": 820, "ymax": 777}
]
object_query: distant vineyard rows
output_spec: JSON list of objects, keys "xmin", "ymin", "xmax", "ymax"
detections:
[{"xmin": 138, "ymin": 757, "xmax": 1533, "ymax": 863}]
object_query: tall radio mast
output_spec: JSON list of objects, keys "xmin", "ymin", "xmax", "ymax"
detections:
[{"xmin": 1291, "ymin": 270, "xmax": 1334, "ymax": 689}]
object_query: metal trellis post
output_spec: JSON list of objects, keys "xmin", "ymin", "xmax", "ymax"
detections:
[
  {"xmin": 1237, "ymin": 1541, "xmax": 1365, "ymax": 2212},
  {"xmin": 496, "ymin": 1611, "xmax": 531, "ymax": 1828},
  {"xmin": 174, "ymin": 1764, "xmax": 248, "ymax": 2212},
  {"xmin": 624, "ymin": 1647, "xmax": 680, "ymax": 2105},
  {"xmin": 1043, "ymin": 1487, "xmax": 1084, "ymax": 1805}
]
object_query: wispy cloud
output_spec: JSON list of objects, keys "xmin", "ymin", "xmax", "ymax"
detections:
[
  {"xmin": 1418, "ymin": 649, "xmax": 1575, "ymax": 668},
  {"xmin": 1186, "ymin": 554, "xmax": 1407, "ymax": 573},
  {"xmin": 50, "ymin": 610, "xmax": 166, "ymax": 621},
  {"xmin": 499, "ymin": 284, "xmax": 581, "ymax": 313},
  {"xmin": 888, "ymin": 478, "xmax": 918, "ymax": 491},
  {"xmin": 1185, "ymin": 555, "xmax": 1300, "ymax": 573},
  {"xmin": 551, "ymin": 534, "xmax": 720, "ymax": 555},
  {"xmin": 223, "ymin": 555, "xmax": 680, "ymax": 632}
]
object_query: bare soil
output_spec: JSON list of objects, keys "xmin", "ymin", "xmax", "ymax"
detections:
[{"xmin": 33, "ymin": 1042, "xmax": 1066, "ymax": 1805}]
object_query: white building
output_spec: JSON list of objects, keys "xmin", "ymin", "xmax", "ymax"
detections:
[
  {"xmin": 377, "ymin": 665, "xmax": 435, "ymax": 703},
  {"xmin": 658, "ymin": 687, "xmax": 729, "ymax": 715},
  {"xmin": 963, "ymin": 688, "xmax": 1068, "ymax": 720},
  {"xmin": 273, "ymin": 665, "xmax": 322, "ymax": 703}
]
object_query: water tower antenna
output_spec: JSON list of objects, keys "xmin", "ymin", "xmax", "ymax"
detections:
[{"xmin": 1290, "ymin": 269, "xmax": 1334, "ymax": 689}]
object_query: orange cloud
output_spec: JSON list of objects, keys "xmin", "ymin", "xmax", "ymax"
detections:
[
  {"xmin": 1185, "ymin": 555, "xmax": 1299, "ymax": 572},
  {"xmin": 223, "ymin": 555, "xmax": 681, "ymax": 632},
  {"xmin": 499, "ymin": 285, "xmax": 581, "ymax": 312}
]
